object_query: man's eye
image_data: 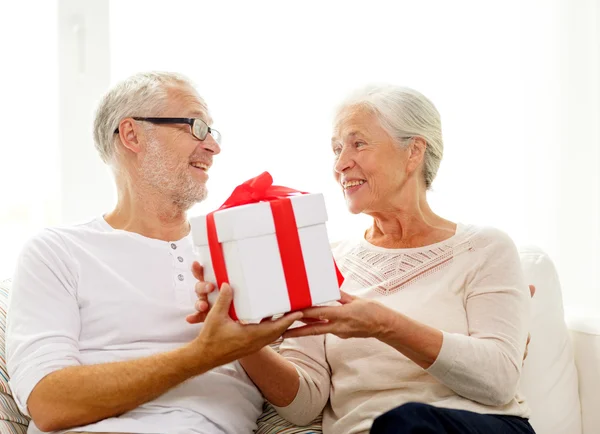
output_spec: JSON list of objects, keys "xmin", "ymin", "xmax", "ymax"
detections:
[
  {"xmin": 356, "ymin": 141, "xmax": 366, "ymax": 147},
  {"xmin": 333, "ymin": 147, "xmax": 342, "ymax": 156}
]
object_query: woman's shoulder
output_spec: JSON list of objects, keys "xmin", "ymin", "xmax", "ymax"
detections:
[{"xmin": 459, "ymin": 223, "xmax": 520, "ymax": 258}]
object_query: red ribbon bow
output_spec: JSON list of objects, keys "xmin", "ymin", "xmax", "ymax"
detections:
[
  {"xmin": 217, "ymin": 171, "xmax": 305, "ymax": 209},
  {"xmin": 206, "ymin": 172, "xmax": 344, "ymax": 320}
]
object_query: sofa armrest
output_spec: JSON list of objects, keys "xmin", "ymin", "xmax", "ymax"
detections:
[{"xmin": 566, "ymin": 311, "xmax": 600, "ymax": 434}]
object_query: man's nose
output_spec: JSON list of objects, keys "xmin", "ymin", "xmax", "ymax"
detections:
[{"xmin": 200, "ymin": 135, "xmax": 221, "ymax": 155}]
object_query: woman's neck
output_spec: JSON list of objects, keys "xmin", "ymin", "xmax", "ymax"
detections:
[{"xmin": 365, "ymin": 195, "xmax": 456, "ymax": 249}]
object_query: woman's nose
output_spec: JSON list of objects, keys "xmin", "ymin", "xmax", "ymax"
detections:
[{"xmin": 334, "ymin": 148, "xmax": 354, "ymax": 173}]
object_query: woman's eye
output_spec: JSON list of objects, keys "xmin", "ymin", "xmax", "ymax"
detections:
[
  {"xmin": 355, "ymin": 141, "xmax": 366, "ymax": 148},
  {"xmin": 333, "ymin": 147, "xmax": 342, "ymax": 156}
]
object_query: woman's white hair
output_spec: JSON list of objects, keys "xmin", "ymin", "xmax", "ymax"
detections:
[
  {"xmin": 335, "ymin": 85, "xmax": 443, "ymax": 189},
  {"xmin": 93, "ymin": 71, "xmax": 205, "ymax": 164}
]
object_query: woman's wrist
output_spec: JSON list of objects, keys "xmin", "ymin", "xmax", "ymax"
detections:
[
  {"xmin": 373, "ymin": 306, "xmax": 443, "ymax": 369},
  {"xmin": 372, "ymin": 303, "xmax": 404, "ymax": 342}
]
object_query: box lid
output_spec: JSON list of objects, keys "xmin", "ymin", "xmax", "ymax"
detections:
[{"xmin": 190, "ymin": 193, "xmax": 328, "ymax": 245}]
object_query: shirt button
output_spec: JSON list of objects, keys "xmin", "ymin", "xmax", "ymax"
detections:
[
  {"xmin": 178, "ymin": 274, "xmax": 184, "ymax": 281},
  {"xmin": 177, "ymin": 256, "xmax": 184, "ymax": 263},
  {"xmin": 171, "ymin": 243, "xmax": 177, "ymax": 250}
]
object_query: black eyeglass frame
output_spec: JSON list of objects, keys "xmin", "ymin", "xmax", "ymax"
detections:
[{"xmin": 114, "ymin": 117, "xmax": 221, "ymax": 143}]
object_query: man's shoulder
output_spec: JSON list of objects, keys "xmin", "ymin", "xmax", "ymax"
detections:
[
  {"xmin": 20, "ymin": 217, "xmax": 108, "ymax": 255},
  {"xmin": 52, "ymin": 216, "xmax": 109, "ymax": 234}
]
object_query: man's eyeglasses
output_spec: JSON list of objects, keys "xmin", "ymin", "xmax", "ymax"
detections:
[{"xmin": 114, "ymin": 117, "xmax": 221, "ymax": 144}]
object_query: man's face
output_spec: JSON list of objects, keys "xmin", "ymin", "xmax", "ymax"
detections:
[{"xmin": 137, "ymin": 87, "xmax": 221, "ymax": 210}]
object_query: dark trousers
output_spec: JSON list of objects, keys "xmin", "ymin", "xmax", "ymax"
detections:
[{"xmin": 371, "ymin": 402, "xmax": 536, "ymax": 434}]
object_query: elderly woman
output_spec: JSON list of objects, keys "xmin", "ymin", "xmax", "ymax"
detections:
[{"xmin": 193, "ymin": 85, "xmax": 535, "ymax": 434}]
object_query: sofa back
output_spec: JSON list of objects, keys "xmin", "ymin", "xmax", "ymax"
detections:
[{"xmin": 518, "ymin": 246, "xmax": 582, "ymax": 434}]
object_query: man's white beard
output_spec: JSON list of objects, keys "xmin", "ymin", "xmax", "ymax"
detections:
[{"xmin": 139, "ymin": 136, "xmax": 207, "ymax": 211}]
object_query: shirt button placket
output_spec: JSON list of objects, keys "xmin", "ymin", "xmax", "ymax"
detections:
[{"xmin": 170, "ymin": 241, "xmax": 192, "ymax": 305}]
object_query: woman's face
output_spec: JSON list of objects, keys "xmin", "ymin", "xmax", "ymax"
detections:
[{"xmin": 332, "ymin": 107, "xmax": 414, "ymax": 215}]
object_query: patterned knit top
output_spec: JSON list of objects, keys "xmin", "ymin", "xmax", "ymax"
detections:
[{"xmin": 274, "ymin": 223, "xmax": 532, "ymax": 434}]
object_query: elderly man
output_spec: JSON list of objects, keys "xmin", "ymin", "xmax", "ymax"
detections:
[{"xmin": 6, "ymin": 72, "xmax": 301, "ymax": 434}]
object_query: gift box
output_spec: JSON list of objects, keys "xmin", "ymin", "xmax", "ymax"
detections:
[{"xmin": 190, "ymin": 172, "xmax": 343, "ymax": 323}]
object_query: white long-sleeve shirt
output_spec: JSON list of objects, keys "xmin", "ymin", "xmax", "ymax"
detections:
[
  {"xmin": 274, "ymin": 223, "xmax": 531, "ymax": 434},
  {"xmin": 7, "ymin": 217, "xmax": 263, "ymax": 434}
]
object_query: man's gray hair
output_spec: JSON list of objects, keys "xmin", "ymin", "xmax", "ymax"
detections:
[
  {"xmin": 93, "ymin": 71, "xmax": 204, "ymax": 164},
  {"xmin": 335, "ymin": 85, "xmax": 443, "ymax": 190}
]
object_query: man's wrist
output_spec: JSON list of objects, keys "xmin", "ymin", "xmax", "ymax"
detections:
[{"xmin": 176, "ymin": 342, "xmax": 215, "ymax": 377}]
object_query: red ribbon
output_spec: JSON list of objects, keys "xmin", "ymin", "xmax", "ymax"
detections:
[{"xmin": 206, "ymin": 172, "xmax": 344, "ymax": 320}]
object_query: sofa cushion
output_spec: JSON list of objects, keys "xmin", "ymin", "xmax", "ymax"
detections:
[
  {"xmin": 566, "ymin": 312, "xmax": 600, "ymax": 434},
  {"xmin": 518, "ymin": 247, "xmax": 582, "ymax": 434},
  {"xmin": 256, "ymin": 401, "xmax": 322, "ymax": 434},
  {"xmin": 0, "ymin": 279, "xmax": 30, "ymax": 431},
  {"xmin": 254, "ymin": 338, "xmax": 323, "ymax": 433},
  {"xmin": 0, "ymin": 280, "xmax": 13, "ymax": 395}
]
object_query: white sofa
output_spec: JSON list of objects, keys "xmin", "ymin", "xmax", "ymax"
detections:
[
  {"xmin": 0, "ymin": 246, "xmax": 598, "ymax": 433},
  {"xmin": 518, "ymin": 246, "xmax": 600, "ymax": 434}
]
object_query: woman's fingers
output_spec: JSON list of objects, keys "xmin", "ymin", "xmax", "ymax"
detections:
[
  {"xmin": 338, "ymin": 290, "xmax": 355, "ymax": 305},
  {"xmin": 257, "ymin": 312, "xmax": 304, "ymax": 337},
  {"xmin": 301, "ymin": 305, "xmax": 342, "ymax": 321},
  {"xmin": 283, "ymin": 322, "xmax": 335, "ymax": 339},
  {"xmin": 298, "ymin": 317, "xmax": 328, "ymax": 324}
]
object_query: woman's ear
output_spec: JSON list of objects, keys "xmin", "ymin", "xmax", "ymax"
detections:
[
  {"xmin": 117, "ymin": 118, "xmax": 142, "ymax": 154},
  {"xmin": 406, "ymin": 137, "xmax": 427, "ymax": 175}
]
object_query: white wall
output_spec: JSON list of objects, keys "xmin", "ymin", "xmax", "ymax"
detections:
[
  {"xmin": 0, "ymin": 1, "xmax": 59, "ymax": 277},
  {"xmin": 555, "ymin": 0, "xmax": 599, "ymax": 311},
  {"xmin": 105, "ymin": 0, "xmax": 600, "ymax": 311},
  {"xmin": 3, "ymin": 0, "xmax": 597, "ymax": 311},
  {"xmin": 58, "ymin": 0, "xmax": 115, "ymax": 223},
  {"xmin": 108, "ymin": 0, "xmax": 530, "ymax": 238}
]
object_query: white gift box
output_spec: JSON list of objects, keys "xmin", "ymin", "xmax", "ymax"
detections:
[{"xmin": 190, "ymin": 193, "xmax": 341, "ymax": 323}]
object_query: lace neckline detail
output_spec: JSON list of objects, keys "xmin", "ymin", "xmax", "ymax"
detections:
[{"xmin": 339, "ymin": 223, "xmax": 475, "ymax": 295}]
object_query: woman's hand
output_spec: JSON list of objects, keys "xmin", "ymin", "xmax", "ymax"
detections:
[
  {"xmin": 284, "ymin": 290, "xmax": 442, "ymax": 369},
  {"xmin": 283, "ymin": 290, "xmax": 391, "ymax": 340},
  {"xmin": 186, "ymin": 262, "xmax": 217, "ymax": 324}
]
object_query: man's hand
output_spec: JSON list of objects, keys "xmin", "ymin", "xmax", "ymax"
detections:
[
  {"xmin": 186, "ymin": 262, "xmax": 216, "ymax": 324},
  {"xmin": 185, "ymin": 262, "xmax": 302, "ymax": 368},
  {"xmin": 191, "ymin": 283, "xmax": 301, "ymax": 366}
]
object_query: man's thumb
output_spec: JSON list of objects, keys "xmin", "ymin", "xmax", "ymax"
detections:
[{"xmin": 214, "ymin": 283, "xmax": 234, "ymax": 312}]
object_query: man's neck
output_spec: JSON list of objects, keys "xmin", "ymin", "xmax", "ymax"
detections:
[{"xmin": 104, "ymin": 195, "xmax": 191, "ymax": 242}]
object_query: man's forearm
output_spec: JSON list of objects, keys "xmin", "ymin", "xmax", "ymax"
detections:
[
  {"xmin": 240, "ymin": 346, "xmax": 300, "ymax": 407},
  {"xmin": 28, "ymin": 344, "xmax": 210, "ymax": 432}
]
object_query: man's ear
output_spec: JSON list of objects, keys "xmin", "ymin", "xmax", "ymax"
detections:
[
  {"xmin": 117, "ymin": 118, "xmax": 142, "ymax": 154},
  {"xmin": 406, "ymin": 137, "xmax": 427, "ymax": 175}
]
